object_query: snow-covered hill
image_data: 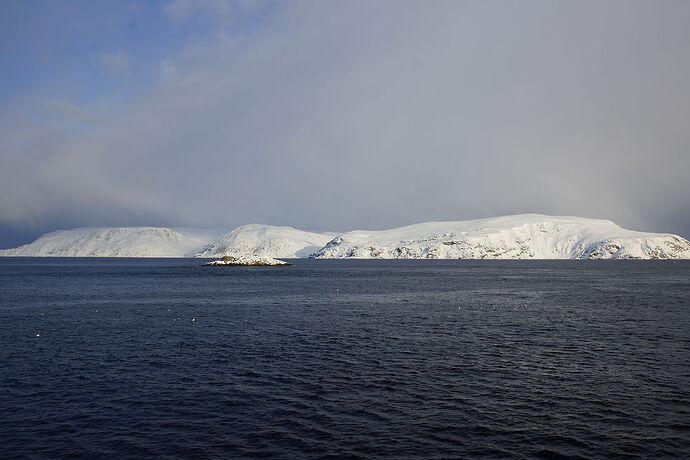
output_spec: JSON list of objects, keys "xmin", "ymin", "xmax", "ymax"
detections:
[
  {"xmin": 3, "ymin": 215, "xmax": 689, "ymax": 259},
  {"xmin": 195, "ymin": 224, "xmax": 335, "ymax": 258},
  {"xmin": 0, "ymin": 227, "xmax": 222, "ymax": 257},
  {"xmin": 311, "ymin": 214, "xmax": 690, "ymax": 260}
]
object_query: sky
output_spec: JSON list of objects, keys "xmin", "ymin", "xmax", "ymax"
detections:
[{"xmin": 1, "ymin": 0, "xmax": 690, "ymax": 248}]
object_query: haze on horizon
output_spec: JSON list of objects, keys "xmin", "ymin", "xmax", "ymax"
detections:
[{"xmin": 1, "ymin": 0, "xmax": 689, "ymax": 249}]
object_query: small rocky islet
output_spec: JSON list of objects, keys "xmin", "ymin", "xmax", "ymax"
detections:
[{"xmin": 202, "ymin": 255, "xmax": 291, "ymax": 267}]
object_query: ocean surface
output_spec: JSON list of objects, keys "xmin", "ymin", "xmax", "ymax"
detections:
[{"xmin": 1, "ymin": 258, "xmax": 689, "ymax": 459}]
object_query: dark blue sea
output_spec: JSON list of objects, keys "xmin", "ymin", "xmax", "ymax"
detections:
[{"xmin": 1, "ymin": 258, "xmax": 689, "ymax": 459}]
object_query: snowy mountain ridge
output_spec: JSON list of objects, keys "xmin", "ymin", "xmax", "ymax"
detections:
[
  {"xmin": 1, "ymin": 215, "xmax": 689, "ymax": 259},
  {"xmin": 311, "ymin": 214, "xmax": 690, "ymax": 259},
  {"xmin": 194, "ymin": 224, "xmax": 336, "ymax": 258},
  {"xmin": 0, "ymin": 227, "xmax": 222, "ymax": 258}
]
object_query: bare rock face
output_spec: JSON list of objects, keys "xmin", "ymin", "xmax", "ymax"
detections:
[{"xmin": 202, "ymin": 255, "xmax": 291, "ymax": 266}]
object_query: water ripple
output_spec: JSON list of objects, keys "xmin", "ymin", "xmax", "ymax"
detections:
[{"xmin": 1, "ymin": 258, "xmax": 689, "ymax": 458}]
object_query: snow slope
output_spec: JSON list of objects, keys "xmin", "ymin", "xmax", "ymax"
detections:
[
  {"xmin": 195, "ymin": 224, "xmax": 335, "ymax": 258},
  {"xmin": 311, "ymin": 214, "xmax": 690, "ymax": 260},
  {"xmin": 0, "ymin": 227, "xmax": 222, "ymax": 257},
  {"xmin": 3, "ymin": 215, "xmax": 689, "ymax": 259}
]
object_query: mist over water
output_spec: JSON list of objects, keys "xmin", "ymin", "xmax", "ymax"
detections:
[{"xmin": 1, "ymin": 258, "xmax": 689, "ymax": 458}]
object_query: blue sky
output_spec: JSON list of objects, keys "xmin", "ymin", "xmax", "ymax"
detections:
[
  {"xmin": 3, "ymin": 2, "xmax": 166, "ymax": 104},
  {"xmin": 1, "ymin": 1, "xmax": 276, "ymax": 129},
  {"xmin": 1, "ymin": 0, "xmax": 690, "ymax": 248}
]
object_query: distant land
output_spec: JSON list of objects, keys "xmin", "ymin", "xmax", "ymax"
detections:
[{"xmin": 1, "ymin": 214, "xmax": 689, "ymax": 259}]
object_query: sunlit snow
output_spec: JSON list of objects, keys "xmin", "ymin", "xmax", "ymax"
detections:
[{"xmin": 2, "ymin": 215, "xmax": 689, "ymax": 259}]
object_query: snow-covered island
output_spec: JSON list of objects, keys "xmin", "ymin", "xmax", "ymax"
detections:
[
  {"xmin": 2, "ymin": 215, "xmax": 689, "ymax": 260},
  {"xmin": 0, "ymin": 227, "xmax": 222, "ymax": 257},
  {"xmin": 195, "ymin": 224, "xmax": 335, "ymax": 258},
  {"xmin": 202, "ymin": 255, "xmax": 291, "ymax": 266},
  {"xmin": 311, "ymin": 214, "xmax": 690, "ymax": 260}
]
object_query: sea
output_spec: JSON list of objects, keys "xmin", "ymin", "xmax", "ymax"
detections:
[{"xmin": 1, "ymin": 258, "xmax": 689, "ymax": 459}]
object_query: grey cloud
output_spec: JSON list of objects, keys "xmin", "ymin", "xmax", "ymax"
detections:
[{"xmin": 1, "ymin": 0, "xmax": 689, "ymax": 247}]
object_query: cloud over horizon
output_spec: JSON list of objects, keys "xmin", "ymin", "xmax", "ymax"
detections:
[{"xmin": 1, "ymin": 0, "xmax": 690, "ymax": 247}]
